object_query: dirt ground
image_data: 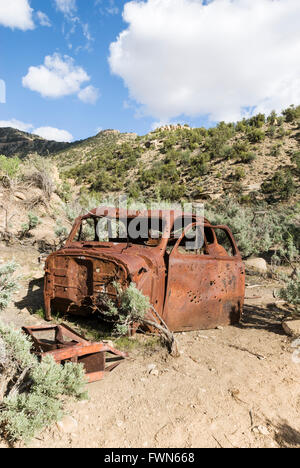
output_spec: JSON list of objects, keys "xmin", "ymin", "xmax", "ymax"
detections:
[{"xmin": 0, "ymin": 244, "xmax": 299, "ymax": 449}]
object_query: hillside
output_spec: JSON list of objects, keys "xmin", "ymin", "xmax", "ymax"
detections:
[
  {"xmin": 52, "ymin": 107, "xmax": 300, "ymax": 205},
  {"xmin": 0, "ymin": 127, "xmax": 69, "ymax": 157}
]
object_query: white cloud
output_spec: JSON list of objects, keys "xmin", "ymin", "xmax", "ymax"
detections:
[
  {"xmin": 109, "ymin": 0, "xmax": 300, "ymax": 122},
  {"xmin": 34, "ymin": 127, "xmax": 73, "ymax": 142},
  {"xmin": 0, "ymin": 0, "xmax": 34, "ymax": 30},
  {"xmin": 0, "ymin": 119, "xmax": 73, "ymax": 142},
  {"xmin": 36, "ymin": 11, "xmax": 51, "ymax": 27},
  {"xmin": 22, "ymin": 53, "xmax": 90, "ymax": 99},
  {"xmin": 0, "ymin": 119, "xmax": 33, "ymax": 132},
  {"xmin": 55, "ymin": 0, "xmax": 77, "ymax": 16},
  {"xmin": 78, "ymin": 85, "xmax": 100, "ymax": 104}
]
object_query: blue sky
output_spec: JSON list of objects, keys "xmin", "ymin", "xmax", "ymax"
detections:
[{"xmin": 0, "ymin": 0, "xmax": 299, "ymax": 142}]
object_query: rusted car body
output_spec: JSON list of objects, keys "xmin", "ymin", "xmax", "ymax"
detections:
[{"xmin": 44, "ymin": 207, "xmax": 245, "ymax": 332}]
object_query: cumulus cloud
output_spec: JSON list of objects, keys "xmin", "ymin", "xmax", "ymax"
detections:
[
  {"xmin": 0, "ymin": 0, "xmax": 34, "ymax": 30},
  {"xmin": 0, "ymin": 119, "xmax": 33, "ymax": 132},
  {"xmin": 55, "ymin": 0, "xmax": 77, "ymax": 16},
  {"xmin": 78, "ymin": 85, "xmax": 100, "ymax": 104},
  {"xmin": 109, "ymin": 0, "xmax": 300, "ymax": 122},
  {"xmin": 22, "ymin": 53, "xmax": 90, "ymax": 99},
  {"xmin": 0, "ymin": 119, "xmax": 73, "ymax": 142},
  {"xmin": 34, "ymin": 126, "xmax": 73, "ymax": 142},
  {"xmin": 36, "ymin": 11, "xmax": 51, "ymax": 27}
]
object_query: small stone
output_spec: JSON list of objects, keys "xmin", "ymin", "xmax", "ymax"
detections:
[
  {"xmin": 147, "ymin": 364, "xmax": 156, "ymax": 373},
  {"xmin": 282, "ymin": 320, "xmax": 300, "ymax": 338},
  {"xmin": 245, "ymin": 258, "xmax": 268, "ymax": 273},
  {"xmin": 216, "ymin": 326, "xmax": 224, "ymax": 330},
  {"xmin": 150, "ymin": 369, "xmax": 159, "ymax": 376},
  {"xmin": 252, "ymin": 425, "xmax": 269, "ymax": 436},
  {"xmin": 116, "ymin": 420, "xmax": 123, "ymax": 428},
  {"xmin": 56, "ymin": 416, "xmax": 78, "ymax": 434}
]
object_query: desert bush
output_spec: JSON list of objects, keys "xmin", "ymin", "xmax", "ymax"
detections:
[
  {"xmin": 190, "ymin": 153, "xmax": 210, "ymax": 176},
  {"xmin": 20, "ymin": 212, "xmax": 41, "ymax": 238},
  {"xmin": 247, "ymin": 113, "xmax": 266, "ymax": 128},
  {"xmin": 234, "ymin": 167, "xmax": 246, "ymax": 180},
  {"xmin": 277, "ymin": 127, "xmax": 286, "ymax": 138},
  {"xmin": 20, "ymin": 155, "xmax": 55, "ymax": 200},
  {"xmin": 99, "ymin": 283, "xmax": 179, "ymax": 355},
  {"xmin": 235, "ymin": 120, "xmax": 247, "ymax": 133},
  {"xmin": 239, "ymin": 151, "xmax": 256, "ymax": 163},
  {"xmin": 56, "ymin": 180, "xmax": 72, "ymax": 203},
  {"xmin": 102, "ymin": 282, "xmax": 151, "ymax": 336},
  {"xmin": 54, "ymin": 220, "xmax": 69, "ymax": 244},
  {"xmin": 0, "ymin": 321, "xmax": 87, "ymax": 444},
  {"xmin": 278, "ymin": 271, "xmax": 300, "ymax": 318},
  {"xmin": 282, "ymin": 105, "xmax": 300, "ymax": 123},
  {"xmin": 270, "ymin": 143, "xmax": 282, "ymax": 157},
  {"xmin": 0, "ymin": 155, "xmax": 21, "ymax": 179},
  {"xmin": 261, "ymin": 170, "xmax": 295, "ymax": 201},
  {"xmin": 0, "ymin": 261, "xmax": 19, "ymax": 311},
  {"xmin": 291, "ymin": 151, "xmax": 300, "ymax": 172},
  {"xmin": 268, "ymin": 125, "xmax": 276, "ymax": 137},
  {"xmin": 247, "ymin": 128, "xmax": 265, "ymax": 143},
  {"xmin": 159, "ymin": 182, "xmax": 186, "ymax": 201},
  {"xmin": 277, "ymin": 116, "xmax": 284, "ymax": 126},
  {"xmin": 267, "ymin": 110, "xmax": 277, "ymax": 125},
  {"xmin": 206, "ymin": 200, "xmax": 299, "ymax": 260}
]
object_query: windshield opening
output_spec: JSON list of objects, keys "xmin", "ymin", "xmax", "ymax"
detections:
[{"xmin": 74, "ymin": 216, "xmax": 166, "ymax": 247}]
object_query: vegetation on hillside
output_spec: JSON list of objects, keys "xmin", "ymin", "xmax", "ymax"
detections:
[{"xmin": 53, "ymin": 105, "xmax": 300, "ymax": 204}]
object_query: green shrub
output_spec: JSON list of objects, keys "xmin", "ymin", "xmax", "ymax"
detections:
[
  {"xmin": 0, "ymin": 261, "xmax": 19, "ymax": 311},
  {"xmin": 234, "ymin": 167, "xmax": 246, "ymax": 180},
  {"xmin": 0, "ymin": 155, "xmax": 21, "ymax": 179},
  {"xmin": 278, "ymin": 271, "xmax": 300, "ymax": 318},
  {"xmin": 239, "ymin": 151, "xmax": 256, "ymax": 163},
  {"xmin": 0, "ymin": 322, "xmax": 87, "ymax": 444},
  {"xmin": 101, "ymin": 282, "xmax": 150, "ymax": 335},
  {"xmin": 56, "ymin": 181, "xmax": 72, "ymax": 203},
  {"xmin": 277, "ymin": 116, "xmax": 284, "ymax": 126},
  {"xmin": 159, "ymin": 182, "xmax": 186, "ymax": 201},
  {"xmin": 268, "ymin": 125, "xmax": 276, "ymax": 137},
  {"xmin": 282, "ymin": 105, "xmax": 300, "ymax": 123},
  {"xmin": 261, "ymin": 170, "xmax": 295, "ymax": 200},
  {"xmin": 206, "ymin": 200, "xmax": 299, "ymax": 260},
  {"xmin": 247, "ymin": 128, "xmax": 265, "ymax": 143},
  {"xmin": 20, "ymin": 212, "xmax": 41, "ymax": 238},
  {"xmin": 267, "ymin": 110, "xmax": 277, "ymax": 125},
  {"xmin": 247, "ymin": 113, "xmax": 265, "ymax": 128},
  {"xmin": 270, "ymin": 143, "xmax": 282, "ymax": 157},
  {"xmin": 190, "ymin": 153, "xmax": 210, "ymax": 176},
  {"xmin": 291, "ymin": 151, "xmax": 300, "ymax": 172}
]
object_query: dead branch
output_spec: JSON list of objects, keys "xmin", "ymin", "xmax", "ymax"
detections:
[{"xmin": 142, "ymin": 306, "xmax": 180, "ymax": 357}]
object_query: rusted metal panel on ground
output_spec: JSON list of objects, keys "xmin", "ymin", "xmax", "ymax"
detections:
[
  {"xmin": 22, "ymin": 324, "xmax": 127, "ymax": 383},
  {"xmin": 44, "ymin": 208, "xmax": 245, "ymax": 332}
]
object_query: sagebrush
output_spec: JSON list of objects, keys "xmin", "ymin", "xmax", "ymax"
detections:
[{"xmin": 0, "ymin": 321, "xmax": 87, "ymax": 444}]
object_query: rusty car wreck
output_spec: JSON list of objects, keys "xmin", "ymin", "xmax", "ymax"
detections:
[{"xmin": 44, "ymin": 207, "xmax": 245, "ymax": 332}]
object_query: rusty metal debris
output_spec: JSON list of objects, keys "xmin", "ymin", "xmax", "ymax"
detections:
[
  {"xmin": 44, "ymin": 207, "xmax": 245, "ymax": 332},
  {"xmin": 22, "ymin": 324, "xmax": 127, "ymax": 383}
]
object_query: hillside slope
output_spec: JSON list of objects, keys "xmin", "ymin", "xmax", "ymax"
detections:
[
  {"xmin": 0, "ymin": 128, "xmax": 69, "ymax": 157},
  {"xmin": 52, "ymin": 108, "xmax": 300, "ymax": 205}
]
